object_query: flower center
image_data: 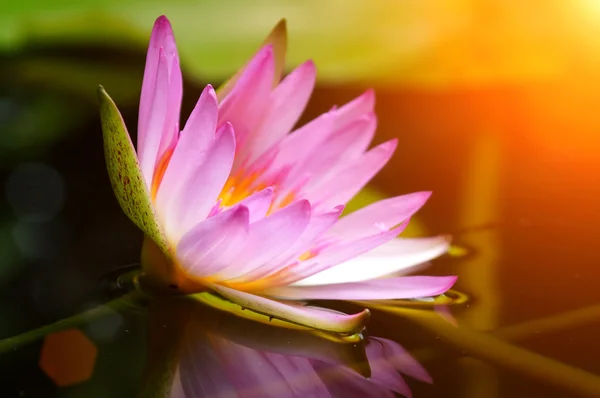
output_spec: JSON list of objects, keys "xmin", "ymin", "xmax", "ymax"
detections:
[{"xmin": 217, "ymin": 167, "xmax": 296, "ymax": 214}]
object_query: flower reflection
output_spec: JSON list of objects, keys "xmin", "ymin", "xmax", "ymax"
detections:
[{"xmin": 143, "ymin": 298, "xmax": 431, "ymax": 398}]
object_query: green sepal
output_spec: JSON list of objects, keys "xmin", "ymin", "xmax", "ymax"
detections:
[{"xmin": 97, "ymin": 85, "xmax": 170, "ymax": 258}]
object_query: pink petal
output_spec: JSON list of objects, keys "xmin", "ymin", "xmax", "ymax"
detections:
[
  {"xmin": 435, "ymin": 304, "xmax": 459, "ymax": 327},
  {"xmin": 268, "ymin": 110, "xmax": 336, "ymax": 173},
  {"xmin": 276, "ymin": 226, "xmax": 405, "ymax": 287},
  {"xmin": 368, "ymin": 337, "xmax": 432, "ymax": 384},
  {"xmin": 363, "ymin": 338, "xmax": 413, "ymax": 397},
  {"xmin": 155, "ymin": 54, "xmax": 183, "ymax": 161},
  {"xmin": 235, "ymin": 187, "xmax": 274, "ymax": 223},
  {"xmin": 178, "ymin": 336, "xmax": 238, "ymax": 398},
  {"xmin": 164, "ymin": 122, "xmax": 236, "ymax": 240},
  {"xmin": 167, "ymin": 369, "xmax": 187, "ymax": 398},
  {"xmin": 213, "ymin": 340, "xmax": 330, "ymax": 398},
  {"xmin": 239, "ymin": 205, "xmax": 344, "ymax": 283},
  {"xmin": 137, "ymin": 17, "xmax": 182, "ymax": 188},
  {"xmin": 333, "ymin": 89, "xmax": 375, "ymax": 128},
  {"xmin": 199, "ymin": 304, "xmax": 370, "ymax": 373},
  {"xmin": 218, "ymin": 45, "xmax": 275, "ymax": 164},
  {"xmin": 327, "ymin": 191, "xmax": 432, "ymax": 241},
  {"xmin": 246, "ymin": 60, "xmax": 317, "ymax": 163},
  {"xmin": 177, "ymin": 205, "xmax": 250, "ymax": 278},
  {"xmin": 308, "ymin": 139, "xmax": 398, "ymax": 211},
  {"xmin": 209, "ymin": 284, "xmax": 370, "ymax": 334},
  {"xmin": 291, "ymin": 236, "xmax": 451, "ymax": 286},
  {"xmin": 182, "ymin": 84, "xmax": 219, "ymax": 139},
  {"xmin": 215, "ymin": 200, "xmax": 311, "ymax": 281},
  {"xmin": 298, "ymin": 113, "xmax": 377, "ymax": 190},
  {"xmin": 264, "ymin": 276, "xmax": 457, "ymax": 301},
  {"xmin": 259, "ymin": 91, "xmax": 374, "ymax": 188},
  {"xmin": 138, "ymin": 48, "xmax": 172, "ymax": 186},
  {"xmin": 138, "ymin": 16, "xmax": 178, "ymax": 162},
  {"xmin": 312, "ymin": 360, "xmax": 398, "ymax": 398},
  {"xmin": 156, "ymin": 85, "xmax": 218, "ymax": 215},
  {"xmin": 263, "ymin": 353, "xmax": 330, "ymax": 397}
]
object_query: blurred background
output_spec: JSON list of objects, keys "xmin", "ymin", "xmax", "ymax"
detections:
[{"xmin": 0, "ymin": 0, "xmax": 599, "ymax": 397}]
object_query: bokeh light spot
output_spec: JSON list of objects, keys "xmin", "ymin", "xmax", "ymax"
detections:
[
  {"xmin": 5, "ymin": 162, "xmax": 65, "ymax": 223},
  {"xmin": 86, "ymin": 308, "xmax": 123, "ymax": 342},
  {"xmin": 39, "ymin": 329, "xmax": 97, "ymax": 387},
  {"xmin": 11, "ymin": 218, "xmax": 68, "ymax": 260}
]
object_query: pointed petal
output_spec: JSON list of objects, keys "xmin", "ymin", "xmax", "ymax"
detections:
[
  {"xmin": 262, "ymin": 18, "xmax": 288, "ymax": 86},
  {"xmin": 205, "ymin": 340, "xmax": 330, "ymax": 398},
  {"xmin": 215, "ymin": 200, "xmax": 311, "ymax": 280},
  {"xmin": 368, "ymin": 337, "xmax": 432, "ymax": 383},
  {"xmin": 137, "ymin": 18, "xmax": 183, "ymax": 188},
  {"xmin": 177, "ymin": 206, "xmax": 250, "ymax": 278},
  {"xmin": 139, "ymin": 48, "xmax": 172, "ymax": 185},
  {"xmin": 156, "ymin": 54, "xmax": 183, "ymax": 162},
  {"xmin": 328, "ymin": 192, "xmax": 432, "ymax": 240},
  {"xmin": 182, "ymin": 84, "xmax": 219, "ymax": 139},
  {"xmin": 234, "ymin": 187, "xmax": 274, "ymax": 223},
  {"xmin": 299, "ymin": 113, "xmax": 377, "ymax": 189},
  {"xmin": 210, "ymin": 284, "xmax": 370, "ymax": 334},
  {"xmin": 269, "ymin": 110, "xmax": 336, "ymax": 172},
  {"xmin": 165, "ymin": 123, "xmax": 236, "ymax": 240},
  {"xmin": 264, "ymin": 276, "xmax": 457, "ymax": 301},
  {"xmin": 247, "ymin": 61, "xmax": 316, "ymax": 162},
  {"xmin": 155, "ymin": 85, "xmax": 218, "ymax": 214},
  {"xmin": 334, "ymin": 89, "xmax": 375, "ymax": 128},
  {"xmin": 363, "ymin": 338, "xmax": 413, "ymax": 397},
  {"xmin": 240, "ymin": 205, "xmax": 344, "ymax": 282},
  {"xmin": 292, "ymin": 236, "xmax": 451, "ymax": 286},
  {"xmin": 311, "ymin": 360, "xmax": 397, "ymax": 398},
  {"xmin": 97, "ymin": 86, "xmax": 169, "ymax": 257},
  {"xmin": 138, "ymin": 16, "xmax": 178, "ymax": 159},
  {"xmin": 216, "ymin": 19, "xmax": 287, "ymax": 101},
  {"xmin": 218, "ymin": 45, "xmax": 274, "ymax": 157},
  {"xmin": 277, "ymin": 226, "xmax": 405, "ymax": 287},
  {"xmin": 310, "ymin": 139, "xmax": 397, "ymax": 210}
]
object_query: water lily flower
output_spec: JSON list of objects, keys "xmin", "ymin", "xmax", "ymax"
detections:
[{"xmin": 98, "ymin": 15, "xmax": 456, "ymax": 334}]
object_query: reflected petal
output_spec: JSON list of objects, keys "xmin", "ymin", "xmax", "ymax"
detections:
[{"xmin": 144, "ymin": 299, "xmax": 432, "ymax": 398}]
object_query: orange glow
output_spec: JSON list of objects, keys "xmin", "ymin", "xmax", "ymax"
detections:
[
  {"xmin": 219, "ymin": 170, "xmax": 264, "ymax": 207},
  {"xmin": 151, "ymin": 147, "xmax": 174, "ymax": 200},
  {"xmin": 218, "ymin": 165, "xmax": 296, "ymax": 215},
  {"xmin": 39, "ymin": 329, "xmax": 98, "ymax": 387}
]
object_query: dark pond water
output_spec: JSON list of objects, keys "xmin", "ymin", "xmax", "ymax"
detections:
[{"xmin": 0, "ymin": 41, "xmax": 599, "ymax": 398}]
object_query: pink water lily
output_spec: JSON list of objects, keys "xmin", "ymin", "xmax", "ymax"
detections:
[
  {"xmin": 173, "ymin": 318, "xmax": 431, "ymax": 398},
  {"xmin": 98, "ymin": 15, "xmax": 456, "ymax": 333}
]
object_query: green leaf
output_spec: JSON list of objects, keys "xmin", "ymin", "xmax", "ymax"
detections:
[{"xmin": 97, "ymin": 85, "xmax": 170, "ymax": 257}]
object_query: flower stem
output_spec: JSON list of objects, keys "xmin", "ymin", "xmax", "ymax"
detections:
[{"xmin": 0, "ymin": 291, "xmax": 147, "ymax": 354}]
